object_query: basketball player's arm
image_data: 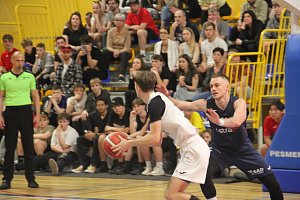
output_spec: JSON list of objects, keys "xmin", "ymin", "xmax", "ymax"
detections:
[{"xmin": 172, "ymin": 97, "xmax": 207, "ymax": 112}]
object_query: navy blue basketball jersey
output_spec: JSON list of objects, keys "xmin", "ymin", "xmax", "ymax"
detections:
[{"xmin": 207, "ymin": 96, "xmax": 250, "ymax": 150}]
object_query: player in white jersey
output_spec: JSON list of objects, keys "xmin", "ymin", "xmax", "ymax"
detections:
[{"xmin": 113, "ymin": 71, "xmax": 210, "ymax": 200}]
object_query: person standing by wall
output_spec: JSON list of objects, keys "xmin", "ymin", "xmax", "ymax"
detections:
[{"xmin": 0, "ymin": 51, "xmax": 40, "ymax": 189}]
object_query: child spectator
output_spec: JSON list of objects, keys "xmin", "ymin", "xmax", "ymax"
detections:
[
  {"xmin": 21, "ymin": 38, "xmax": 36, "ymax": 72},
  {"xmin": 261, "ymin": 100, "xmax": 285, "ymax": 157},
  {"xmin": 200, "ymin": 129, "xmax": 212, "ymax": 144},
  {"xmin": 0, "ymin": 34, "xmax": 19, "ymax": 73}
]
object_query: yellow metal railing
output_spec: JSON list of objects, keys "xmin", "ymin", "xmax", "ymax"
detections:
[{"xmin": 227, "ymin": 52, "xmax": 266, "ymax": 129}]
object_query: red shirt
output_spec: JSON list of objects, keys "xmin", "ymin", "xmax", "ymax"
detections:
[
  {"xmin": 263, "ymin": 115, "xmax": 282, "ymax": 137},
  {"xmin": 0, "ymin": 48, "xmax": 19, "ymax": 71},
  {"xmin": 125, "ymin": 7, "xmax": 159, "ymax": 36}
]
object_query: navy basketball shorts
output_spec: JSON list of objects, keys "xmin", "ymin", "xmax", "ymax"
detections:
[{"xmin": 210, "ymin": 143, "xmax": 273, "ymax": 179}]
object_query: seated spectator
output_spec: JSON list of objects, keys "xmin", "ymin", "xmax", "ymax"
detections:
[
  {"xmin": 192, "ymin": 47, "xmax": 225, "ymax": 101},
  {"xmin": 66, "ymin": 84, "xmax": 88, "ymax": 135},
  {"xmin": 47, "ymin": 113, "xmax": 79, "ymax": 175},
  {"xmin": 160, "ymin": 1, "xmax": 180, "ymax": 29},
  {"xmin": 98, "ymin": 97, "xmax": 131, "ymax": 174},
  {"xmin": 179, "ymin": 27, "xmax": 200, "ymax": 64},
  {"xmin": 263, "ymin": 2, "xmax": 291, "ymax": 53},
  {"xmin": 235, "ymin": 10, "xmax": 264, "ymax": 61},
  {"xmin": 54, "ymin": 36, "xmax": 67, "ymax": 71},
  {"xmin": 125, "ymin": 56, "xmax": 148, "ymax": 108},
  {"xmin": 42, "ymin": 85, "xmax": 67, "ymax": 127},
  {"xmin": 107, "ymin": 0, "xmax": 127, "ymax": 23},
  {"xmin": 32, "ymin": 43, "xmax": 54, "ymax": 90},
  {"xmin": 261, "ymin": 100, "xmax": 285, "ymax": 157},
  {"xmin": 71, "ymin": 97, "xmax": 111, "ymax": 173},
  {"xmin": 150, "ymin": 54, "xmax": 173, "ymax": 88},
  {"xmin": 173, "ymin": 54, "xmax": 199, "ymax": 100},
  {"xmin": 0, "ymin": 34, "xmax": 19, "ymax": 74},
  {"xmin": 17, "ymin": 114, "xmax": 54, "ymax": 158},
  {"xmin": 21, "ymin": 38, "xmax": 36, "ymax": 72},
  {"xmin": 178, "ymin": 0, "xmax": 202, "ymax": 19},
  {"xmin": 76, "ymin": 35, "xmax": 107, "ymax": 84},
  {"xmin": 198, "ymin": 0, "xmax": 231, "ymax": 25},
  {"xmin": 170, "ymin": 10, "xmax": 200, "ymax": 44},
  {"xmin": 240, "ymin": 0, "xmax": 268, "ymax": 25},
  {"xmin": 199, "ymin": 7, "xmax": 229, "ymax": 45},
  {"xmin": 85, "ymin": 12, "xmax": 93, "ymax": 34},
  {"xmin": 54, "ymin": 45, "xmax": 83, "ymax": 97},
  {"xmin": 201, "ymin": 22, "xmax": 228, "ymax": 69},
  {"xmin": 125, "ymin": 0, "xmax": 159, "ymax": 57},
  {"xmin": 82, "ymin": 77, "xmax": 112, "ymax": 118},
  {"xmin": 103, "ymin": 13, "xmax": 131, "ymax": 82},
  {"xmin": 63, "ymin": 11, "xmax": 88, "ymax": 52},
  {"xmin": 90, "ymin": 0, "xmax": 111, "ymax": 49},
  {"xmin": 141, "ymin": 0, "xmax": 160, "ymax": 20}
]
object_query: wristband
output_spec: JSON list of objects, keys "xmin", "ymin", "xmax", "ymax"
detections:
[{"xmin": 218, "ymin": 118, "xmax": 225, "ymax": 126}]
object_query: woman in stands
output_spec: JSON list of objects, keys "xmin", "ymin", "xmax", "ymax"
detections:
[
  {"xmin": 173, "ymin": 54, "xmax": 199, "ymax": 100},
  {"xmin": 235, "ymin": 10, "xmax": 265, "ymax": 61},
  {"xmin": 63, "ymin": 12, "xmax": 88, "ymax": 52},
  {"xmin": 179, "ymin": 27, "xmax": 200, "ymax": 64},
  {"xmin": 90, "ymin": 0, "xmax": 111, "ymax": 49},
  {"xmin": 154, "ymin": 27, "xmax": 178, "ymax": 92}
]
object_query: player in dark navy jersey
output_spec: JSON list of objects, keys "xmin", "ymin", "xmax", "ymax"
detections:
[
  {"xmin": 113, "ymin": 71, "xmax": 210, "ymax": 200},
  {"xmin": 157, "ymin": 74, "xmax": 283, "ymax": 200}
]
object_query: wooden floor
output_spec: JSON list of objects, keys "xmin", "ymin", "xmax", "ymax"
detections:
[{"xmin": 0, "ymin": 175, "xmax": 299, "ymax": 200}]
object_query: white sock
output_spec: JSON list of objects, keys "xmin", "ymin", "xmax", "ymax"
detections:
[
  {"xmin": 140, "ymin": 50, "xmax": 145, "ymax": 55},
  {"xmin": 145, "ymin": 161, "xmax": 152, "ymax": 169},
  {"xmin": 156, "ymin": 162, "xmax": 163, "ymax": 169}
]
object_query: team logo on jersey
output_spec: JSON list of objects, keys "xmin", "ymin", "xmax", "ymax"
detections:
[
  {"xmin": 215, "ymin": 127, "xmax": 233, "ymax": 134},
  {"xmin": 247, "ymin": 167, "xmax": 265, "ymax": 176}
]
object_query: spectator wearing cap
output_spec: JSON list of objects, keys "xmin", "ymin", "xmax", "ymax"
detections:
[
  {"xmin": 0, "ymin": 34, "xmax": 19, "ymax": 74},
  {"xmin": 124, "ymin": 0, "xmax": 159, "ymax": 57},
  {"xmin": 102, "ymin": 13, "xmax": 132, "ymax": 82},
  {"xmin": 99, "ymin": 96, "xmax": 131, "ymax": 174},
  {"xmin": 53, "ymin": 45, "xmax": 83, "ymax": 97}
]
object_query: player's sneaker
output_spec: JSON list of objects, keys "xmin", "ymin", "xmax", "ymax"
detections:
[
  {"xmin": 149, "ymin": 167, "xmax": 165, "ymax": 176},
  {"xmin": 141, "ymin": 167, "xmax": 152, "ymax": 175},
  {"xmin": 48, "ymin": 159, "xmax": 59, "ymax": 176},
  {"xmin": 71, "ymin": 165, "xmax": 84, "ymax": 173}
]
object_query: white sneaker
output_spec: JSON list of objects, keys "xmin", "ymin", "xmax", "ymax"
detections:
[
  {"xmin": 48, "ymin": 158, "xmax": 59, "ymax": 176},
  {"xmin": 71, "ymin": 165, "xmax": 84, "ymax": 173},
  {"xmin": 141, "ymin": 167, "xmax": 152, "ymax": 175},
  {"xmin": 84, "ymin": 165, "xmax": 96, "ymax": 173},
  {"xmin": 149, "ymin": 167, "xmax": 165, "ymax": 176}
]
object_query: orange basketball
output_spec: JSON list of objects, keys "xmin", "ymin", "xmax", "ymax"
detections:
[{"xmin": 103, "ymin": 132, "xmax": 128, "ymax": 158}]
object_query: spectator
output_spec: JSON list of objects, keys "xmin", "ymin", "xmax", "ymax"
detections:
[
  {"xmin": 160, "ymin": 1, "xmax": 180, "ymax": 29},
  {"xmin": 235, "ymin": 10, "xmax": 264, "ymax": 61},
  {"xmin": 107, "ymin": 0, "xmax": 126, "ymax": 23},
  {"xmin": 82, "ymin": 77, "xmax": 112, "ymax": 118},
  {"xmin": 53, "ymin": 45, "xmax": 82, "ymax": 97},
  {"xmin": 17, "ymin": 114, "xmax": 54, "ymax": 157},
  {"xmin": 63, "ymin": 11, "xmax": 88, "ymax": 52},
  {"xmin": 173, "ymin": 54, "xmax": 199, "ymax": 100},
  {"xmin": 32, "ymin": 43, "xmax": 54, "ymax": 90},
  {"xmin": 125, "ymin": 0, "xmax": 159, "ymax": 57},
  {"xmin": 0, "ymin": 34, "xmax": 19, "ymax": 74},
  {"xmin": 179, "ymin": 27, "xmax": 200, "ymax": 64},
  {"xmin": 201, "ymin": 22, "xmax": 228, "ymax": 69},
  {"xmin": 76, "ymin": 35, "xmax": 107, "ymax": 84},
  {"xmin": 0, "ymin": 51, "xmax": 40, "ymax": 189},
  {"xmin": 200, "ymin": 129, "xmax": 212, "ymax": 144},
  {"xmin": 71, "ymin": 97, "xmax": 111, "ymax": 173},
  {"xmin": 199, "ymin": 7, "xmax": 229, "ymax": 45},
  {"xmin": 98, "ymin": 97, "xmax": 131, "ymax": 174},
  {"xmin": 261, "ymin": 100, "xmax": 285, "ymax": 157},
  {"xmin": 47, "ymin": 113, "xmax": 79, "ymax": 175},
  {"xmin": 85, "ymin": 12, "xmax": 93, "ymax": 34},
  {"xmin": 103, "ymin": 13, "xmax": 132, "ymax": 82},
  {"xmin": 198, "ymin": 0, "xmax": 231, "ymax": 25},
  {"xmin": 66, "ymin": 84, "xmax": 88, "ymax": 135},
  {"xmin": 90, "ymin": 0, "xmax": 111, "ymax": 49},
  {"xmin": 54, "ymin": 36, "xmax": 67, "ymax": 71},
  {"xmin": 170, "ymin": 10, "xmax": 200, "ymax": 44},
  {"xmin": 21, "ymin": 38, "xmax": 36, "ymax": 72},
  {"xmin": 141, "ymin": 0, "xmax": 160, "ymax": 20},
  {"xmin": 154, "ymin": 27, "xmax": 178, "ymax": 92},
  {"xmin": 240, "ymin": 0, "xmax": 268, "ymax": 24},
  {"xmin": 150, "ymin": 54, "xmax": 172, "ymax": 88},
  {"xmin": 42, "ymin": 85, "xmax": 67, "ymax": 127}
]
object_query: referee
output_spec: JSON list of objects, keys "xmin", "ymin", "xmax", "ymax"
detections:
[{"xmin": 0, "ymin": 51, "xmax": 40, "ymax": 189}]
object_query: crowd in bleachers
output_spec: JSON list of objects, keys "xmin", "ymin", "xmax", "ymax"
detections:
[{"xmin": 0, "ymin": 0, "xmax": 289, "ymax": 177}]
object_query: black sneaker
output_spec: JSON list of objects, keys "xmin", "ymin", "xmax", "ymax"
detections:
[
  {"xmin": 95, "ymin": 164, "xmax": 108, "ymax": 173},
  {"xmin": 130, "ymin": 167, "xmax": 143, "ymax": 175},
  {"xmin": 28, "ymin": 181, "xmax": 39, "ymax": 188},
  {"xmin": 0, "ymin": 180, "xmax": 11, "ymax": 190}
]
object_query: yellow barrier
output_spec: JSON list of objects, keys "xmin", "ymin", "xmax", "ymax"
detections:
[
  {"xmin": 15, "ymin": 4, "xmax": 55, "ymax": 51},
  {"xmin": 227, "ymin": 52, "xmax": 266, "ymax": 129}
]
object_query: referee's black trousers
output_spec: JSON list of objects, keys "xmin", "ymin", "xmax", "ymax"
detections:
[{"xmin": 3, "ymin": 105, "xmax": 36, "ymax": 183}]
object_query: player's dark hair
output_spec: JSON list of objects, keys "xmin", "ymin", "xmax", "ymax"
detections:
[{"xmin": 270, "ymin": 100, "xmax": 285, "ymax": 111}]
